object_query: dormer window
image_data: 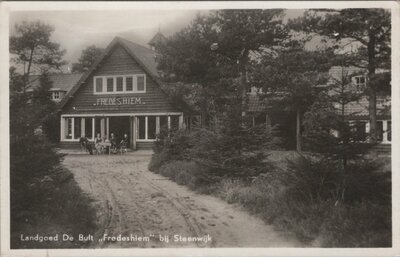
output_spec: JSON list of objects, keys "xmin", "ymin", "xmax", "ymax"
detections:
[
  {"xmin": 94, "ymin": 74, "xmax": 146, "ymax": 94},
  {"xmin": 52, "ymin": 91, "xmax": 60, "ymax": 100},
  {"xmin": 51, "ymin": 91, "xmax": 64, "ymax": 101}
]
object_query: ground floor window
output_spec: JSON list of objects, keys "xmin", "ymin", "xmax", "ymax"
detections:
[
  {"xmin": 170, "ymin": 115, "xmax": 180, "ymax": 131},
  {"xmin": 388, "ymin": 121, "xmax": 391, "ymax": 142},
  {"xmin": 148, "ymin": 116, "xmax": 157, "ymax": 139},
  {"xmin": 74, "ymin": 118, "xmax": 82, "ymax": 139},
  {"xmin": 62, "ymin": 114, "xmax": 183, "ymax": 142},
  {"xmin": 65, "ymin": 118, "xmax": 73, "ymax": 139},
  {"xmin": 63, "ymin": 117, "xmax": 96, "ymax": 141},
  {"xmin": 137, "ymin": 115, "xmax": 181, "ymax": 141}
]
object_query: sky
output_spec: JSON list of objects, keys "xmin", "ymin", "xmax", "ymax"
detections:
[{"xmin": 10, "ymin": 9, "xmax": 305, "ymax": 70}]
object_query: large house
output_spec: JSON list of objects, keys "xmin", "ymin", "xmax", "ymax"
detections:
[{"xmin": 57, "ymin": 36, "xmax": 195, "ymax": 150}]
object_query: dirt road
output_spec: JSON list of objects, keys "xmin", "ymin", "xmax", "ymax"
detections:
[{"xmin": 63, "ymin": 151, "xmax": 301, "ymax": 248}]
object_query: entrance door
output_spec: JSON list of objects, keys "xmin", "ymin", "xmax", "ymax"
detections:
[{"xmin": 109, "ymin": 116, "xmax": 130, "ymax": 147}]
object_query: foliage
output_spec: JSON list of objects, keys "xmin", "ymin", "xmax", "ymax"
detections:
[
  {"xmin": 303, "ymin": 65, "xmax": 373, "ymax": 168},
  {"xmin": 251, "ymin": 44, "xmax": 335, "ymax": 151},
  {"xmin": 10, "ymin": 20, "xmax": 66, "ymax": 81},
  {"xmin": 157, "ymin": 10, "xmax": 288, "ymax": 126},
  {"xmin": 71, "ymin": 45, "xmax": 104, "ymax": 72},
  {"xmin": 217, "ymin": 154, "xmax": 391, "ymax": 247},
  {"xmin": 9, "ymin": 21, "xmax": 96, "ymax": 248},
  {"xmin": 289, "ymin": 9, "xmax": 391, "ymax": 142}
]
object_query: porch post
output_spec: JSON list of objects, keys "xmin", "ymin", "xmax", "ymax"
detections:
[
  {"xmin": 92, "ymin": 118, "xmax": 95, "ymax": 140},
  {"xmin": 81, "ymin": 118, "xmax": 85, "ymax": 137},
  {"xmin": 71, "ymin": 118, "xmax": 75, "ymax": 140},
  {"xmin": 156, "ymin": 116, "xmax": 160, "ymax": 134},
  {"xmin": 133, "ymin": 116, "xmax": 137, "ymax": 150},
  {"xmin": 106, "ymin": 117, "xmax": 110, "ymax": 139},
  {"xmin": 145, "ymin": 116, "xmax": 148, "ymax": 140},
  {"xmin": 179, "ymin": 114, "xmax": 184, "ymax": 129},
  {"xmin": 100, "ymin": 118, "xmax": 105, "ymax": 138},
  {"xmin": 60, "ymin": 117, "xmax": 65, "ymax": 141},
  {"xmin": 167, "ymin": 116, "xmax": 171, "ymax": 130}
]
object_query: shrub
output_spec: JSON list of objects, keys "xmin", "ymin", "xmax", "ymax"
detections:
[
  {"xmin": 158, "ymin": 160, "xmax": 218, "ymax": 192},
  {"xmin": 10, "ymin": 134, "xmax": 97, "ymax": 248},
  {"xmin": 319, "ymin": 201, "xmax": 391, "ymax": 247},
  {"xmin": 215, "ymin": 155, "xmax": 391, "ymax": 247}
]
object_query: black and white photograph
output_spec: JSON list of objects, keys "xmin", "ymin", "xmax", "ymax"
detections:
[{"xmin": 0, "ymin": 1, "xmax": 399, "ymax": 256}]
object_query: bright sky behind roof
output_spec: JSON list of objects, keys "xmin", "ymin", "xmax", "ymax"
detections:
[{"xmin": 10, "ymin": 9, "xmax": 305, "ymax": 69}]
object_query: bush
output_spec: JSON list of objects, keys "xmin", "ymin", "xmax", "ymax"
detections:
[
  {"xmin": 162, "ymin": 161, "xmax": 215, "ymax": 191},
  {"xmin": 10, "ymin": 134, "xmax": 97, "ymax": 248},
  {"xmin": 215, "ymin": 155, "xmax": 391, "ymax": 247},
  {"xmin": 319, "ymin": 201, "xmax": 391, "ymax": 247}
]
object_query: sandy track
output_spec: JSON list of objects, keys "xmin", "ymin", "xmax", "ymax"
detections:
[{"xmin": 63, "ymin": 151, "xmax": 301, "ymax": 248}]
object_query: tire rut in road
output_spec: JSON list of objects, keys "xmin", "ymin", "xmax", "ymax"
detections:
[{"xmin": 122, "ymin": 157, "xmax": 209, "ymax": 247}]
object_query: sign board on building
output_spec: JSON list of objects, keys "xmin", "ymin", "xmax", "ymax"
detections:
[{"xmin": 95, "ymin": 97, "xmax": 145, "ymax": 106}]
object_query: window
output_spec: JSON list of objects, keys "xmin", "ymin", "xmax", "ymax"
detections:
[
  {"xmin": 66, "ymin": 118, "xmax": 73, "ymax": 139},
  {"xmin": 160, "ymin": 116, "xmax": 168, "ymax": 132},
  {"xmin": 96, "ymin": 78, "xmax": 103, "ymax": 92},
  {"xmin": 52, "ymin": 91, "xmax": 60, "ymax": 100},
  {"xmin": 74, "ymin": 118, "xmax": 82, "ymax": 139},
  {"xmin": 171, "ymin": 116, "xmax": 180, "ymax": 131},
  {"xmin": 354, "ymin": 76, "xmax": 366, "ymax": 93},
  {"xmin": 137, "ymin": 116, "xmax": 181, "ymax": 141},
  {"xmin": 126, "ymin": 76, "xmax": 133, "ymax": 91},
  {"xmin": 138, "ymin": 116, "xmax": 146, "ymax": 140},
  {"xmin": 93, "ymin": 74, "xmax": 146, "ymax": 94},
  {"xmin": 148, "ymin": 116, "xmax": 156, "ymax": 139},
  {"xmin": 137, "ymin": 75, "xmax": 145, "ymax": 92},
  {"xmin": 107, "ymin": 78, "xmax": 114, "ymax": 92},
  {"xmin": 116, "ymin": 77, "xmax": 123, "ymax": 92},
  {"xmin": 388, "ymin": 121, "xmax": 391, "ymax": 142}
]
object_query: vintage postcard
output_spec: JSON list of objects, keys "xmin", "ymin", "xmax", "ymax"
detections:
[{"xmin": 0, "ymin": 1, "xmax": 399, "ymax": 257}]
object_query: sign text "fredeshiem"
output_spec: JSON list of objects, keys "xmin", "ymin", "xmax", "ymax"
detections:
[{"xmin": 96, "ymin": 97, "xmax": 145, "ymax": 106}]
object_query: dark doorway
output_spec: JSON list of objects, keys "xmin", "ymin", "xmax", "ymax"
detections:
[{"xmin": 109, "ymin": 116, "xmax": 130, "ymax": 146}]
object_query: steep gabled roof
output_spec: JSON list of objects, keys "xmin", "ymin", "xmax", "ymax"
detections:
[
  {"xmin": 59, "ymin": 37, "xmax": 163, "ymax": 111},
  {"xmin": 27, "ymin": 73, "xmax": 83, "ymax": 92}
]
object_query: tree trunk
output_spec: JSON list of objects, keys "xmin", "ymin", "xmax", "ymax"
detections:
[
  {"xmin": 296, "ymin": 109, "xmax": 302, "ymax": 152},
  {"xmin": 368, "ymin": 30, "xmax": 377, "ymax": 143}
]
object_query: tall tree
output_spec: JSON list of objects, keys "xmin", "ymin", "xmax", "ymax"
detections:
[
  {"xmin": 251, "ymin": 43, "xmax": 334, "ymax": 151},
  {"xmin": 10, "ymin": 20, "xmax": 66, "ymax": 92},
  {"xmin": 289, "ymin": 9, "xmax": 391, "ymax": 143},
  {"xmin": 157, "ymin": 10, "xmax": 288, "ymax": 126},
  {"xmin": 71, "ymin": 45, "xmax": 104, "ymax": 72}
]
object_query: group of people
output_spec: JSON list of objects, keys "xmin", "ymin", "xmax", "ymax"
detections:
[
  {"xmin": 95, "ymin": 133, "xmax": 129, "ymax": 154},
  {"xmin": 80, "ymin": 133, "xmax": 129, "ymax": 155}
]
